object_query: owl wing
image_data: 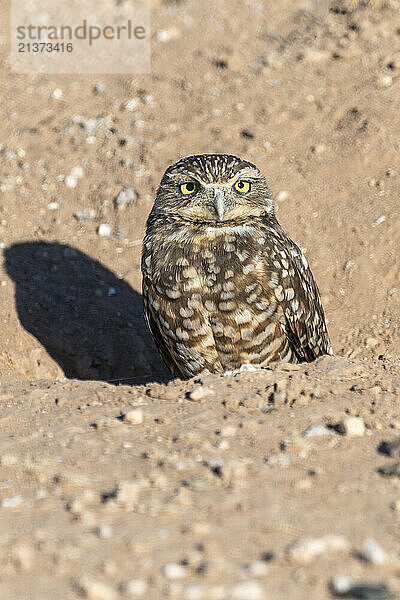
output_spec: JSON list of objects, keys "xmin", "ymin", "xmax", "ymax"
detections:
[
  {"xmin": 142, "ymin": 281, "xmax": 186, "ymax": 379},
  {"xmin": 262, "ymin": 229, "xmax": 332, "ymax": 362}
]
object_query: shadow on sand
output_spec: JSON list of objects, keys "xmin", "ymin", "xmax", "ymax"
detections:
[{"xmin": 5, "ymin": 241, "xmax": 170, "ymax": 384}]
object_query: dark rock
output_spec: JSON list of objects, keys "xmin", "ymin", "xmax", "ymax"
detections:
[
  {"xmin": 378, "ymin": 437, "xmax": 400, "ymax": 458},
  {"xmin": 377, "ymin": 462, "xmax": 400, "ymax": 478}
]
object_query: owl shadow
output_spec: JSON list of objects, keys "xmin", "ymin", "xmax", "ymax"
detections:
[{"xmin": 4, "ymin": 241, "xmax": 170, "ymax": 384}]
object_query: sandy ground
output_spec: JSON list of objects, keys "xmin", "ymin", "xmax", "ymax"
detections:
[{"xmin": 0, "ymin": 0, "xmax": 399, "ymax": 598}]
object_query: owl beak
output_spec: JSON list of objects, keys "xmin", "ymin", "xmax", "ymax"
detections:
[{"xmin": 213, "ymin": 188, "xmax": 226, "ymax": 220}]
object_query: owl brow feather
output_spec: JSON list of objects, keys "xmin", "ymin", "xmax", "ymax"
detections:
[
  {"xmin": 165, "ymin": 167, "xmax": 261, "ymax": 185},
  {"xmin": 164, "ymin": 170, "xmax": 210, "ymax": 185}
]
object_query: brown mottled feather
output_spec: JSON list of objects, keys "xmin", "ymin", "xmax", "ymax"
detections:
[{"xmin": 142, "ymin": 154, "xmax": 332, "ymax": 379}]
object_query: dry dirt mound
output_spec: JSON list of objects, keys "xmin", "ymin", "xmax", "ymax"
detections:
[{"xmin": 1, "ymin": 356, "xmax": 400, "ymax": 599}]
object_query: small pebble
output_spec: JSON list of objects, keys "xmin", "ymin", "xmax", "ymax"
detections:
[
  {"xmin": 98, "ymin": 223, "xmax": 112, "ymax": 237},
  {"xmin": 124, "ymin": 408, "xmax": 144, "ymax": 425},
  {"xmin": 302, "ymin": 424, "xmax": 330, "ymax": 437},
  {"xmin": 377, "ymin": 74, "xmax": 392, "ymax": 88},
  {"xmin": 265, "ymin": 453, "xmax": 290, "ymax": 467},
  {"xmin": 288, "ymin": 534, "xmax": 349, "ymax": 564},
  {"xmin": 330, "ymin": 577, "xmax": 395, "ymax": 599},
  {"xmin": 2, "ymin": 494, "xmax": 23, "ymax": 508},
  {"xmin": 156, "ymin": 29, "xmax": 180, "ymax": 43},
  {"xmin": 125, "ymin": 98, "xmax": 140, "ymax": 111},
  {"xmin": 47, "ymin": 202, "xmax": 59, "ymax": 210},
  {"xmin": 74, "ymin": 209, "xmax": 95, "ymax": 220},
  {"xmin": 79, "ymin": 576, "xmax": 117, "ymax": 600},
  {"xmin": 338, "ymin": 416, "xmax": 365, "ymax": 437},
  {"xmin": 52, "ymin": 88, "xmax": 63, "ymax": 99},
  {"xmin": 115, "ymin": 187, "xmax": 137, "ymax": 208},
  {"xmin": 188, "ymin": 386, "xmax": 205, "ymax": 401},
  {"xmin": 247, "ymin": 560, "xmax": 269, "ymax": 577},
  {"xmin": 163, "ymin": 562, "xmax": 188, "ymax": 579},
  {"xmin": 65, "ymin": 175, "xmax": 77, "ymax": 188},
  {"xmin": 70, "ymin": 166, "xmax": 84, "ymax": 179},
  {"xmin": 330, "ymin": 575, "xmax": 353, "ymax": 595},
  {"xmin": 361, "ymin": 538, "xmax": 390, "ymax": 566},
  {"xmin": 229, "ymin": 581, "xmax": 265, "ymax": 600},
  {"xmin": 390, "ymin": 499, "xmax": 400, "ymax": 511},
  {"xmin": 184, "ymin": 584, "xmax": 203, "ymax": 600},
  {"xmin": 188, "ymin": 385, "xmax": 216, "ymax": 402},
  {"xmin": 378, "ymin": 462, "xmax": 400, "ymax": 478},
  {"xmin": 277, "ymin": 190, "xmax": 289, "ymax": 202},
  {"xmin": 205, "ymin": 458, "xmax": 224, "ymax": 477},
  {"xmin": 95, "ymin": 524, "xmax": 113, "ymax": 539},
  {"xmin": 373, "ymin": 215, "xmax": 386, "ymax": 227},
  {"xmin": 11, "ymin": 544, "xmax": 34, "ymax": 571},
  {"xmin": 123, "ymin": 579, "xmax": 148, "ymax": 597},
  {"xmin": 114, "ymin": 479, "xmax": 149, "ymax": 508},
  {"xmin": 378, "ymin": 437, "xmax": 400, "ymax": 458},
  {"xmin": 94, "ymin": 82, "xmax": 106, "ymax": 93}
]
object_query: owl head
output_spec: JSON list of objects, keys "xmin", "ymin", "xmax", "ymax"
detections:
[{"xmin": 153, "ymin": 154, "xmax": 274, "ymax": 224}]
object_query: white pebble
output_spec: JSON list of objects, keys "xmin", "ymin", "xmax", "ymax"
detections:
[
  {"xmin": 47, "ymin": 202, "xmax": 59, "ymax": 210},
  {"xmin": 94, "ymin": 82, "xmax": 106, "ymax": 93},
  {"xmin": 125, "ymin": 98, "xmax": 140, "ymax": 111},
  {"xmin": 184, "ymin": 584, "xmax": 203, "ymax": 600},
  {"xmin": 11, "ymin": 544, "xmax": 34, "ymax": 571},
  {"xmin": 288, "ymin": 535, "xmax": 349, "ymax": 564},
  {"xmin": 302, "ymin": 424, "xmax": 330, "ymax": 437},
  {"xmin": 248, "ymin": 560, "xmax": 269, "ymax": 577},
  {"xmin": 115, "ymin": 187, "xmax": 137, "ymax": 207},
  {"xmin": 95, "ymin": 524, "xmax": 113, "ymax": 539},
  {"xmin": 362, "ymin": 538, "xmax": 390, "ymax": 565},
  {"xmin": 277, "ymin": 190, "xmax": 289, "ymax": 202},
  {"xmin": 124, "ymin": 408, "xmax": 144, "ymax": 425},
  {"xmin": 115, "ymin": 479, "xmax": 149, "ymax": 508},
  {"xmin": 98, "ymin": 223, "xmax": 112, "ymax": 237},
  {"xmin": 189, "ymin": 386, "xmax": 205, "ymax": 401},
  {"xmin": 391, "ymin": 499, "xmax": 400, "ymax": 511},
  {"xmin": 65, "ymin": 175, "xmax": 77, "ymax": 188},
  {"xmin": 74, "ymin": 209, "xmax": 95, "ymax": 220},
  {"xmin": 330, "ymin": 575, "xmax": 353, "ymax": 594},
  {"xmin": 79, "ymin": 575, "xmax": 117, "ymax": 600},
  {"xmin": 338, "ymin": 416, "xmax": 365, "ymax": 437},
  {"xmin": 70, "ymin": 166, "xmax": 84, "ymax": 179},
  {"xmin": 229, "ymin": 581, "xmax": 265, "ymax": 600},
  {"xmin": 156, "ymin": 29, "xmax": 173, "ymax": 43},
  {"xmin": 124, "ymin": 579, "xmax": 148, "ymax": 597},
  {"xmin": 163, "ymin": 562, "xmax": 188, "ymax": 579},
  {"xmin": 372, "ymin": 215, "xmax": 386, "ymax": 227},
  {"xmin": 377, "ymin": 74, "xmax": 392, "ymax": 88},
  {"xmin": 265, "ymin": 453, "xmax": 290, "ymax": 467},
  {"xmin": 52, "ymin": 88, "xmax": 63, "ymax": 99},
  {"xmin": 2, "ymin": 494, "xmax": 23, "ymax": 508}
]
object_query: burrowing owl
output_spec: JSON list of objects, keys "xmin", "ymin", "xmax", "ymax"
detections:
[{"xmin": 142, "ymin": 154, "xmax": 332, "ymax": 379}]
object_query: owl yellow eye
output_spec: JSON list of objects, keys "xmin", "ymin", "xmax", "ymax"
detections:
[
  {"xmin": 180, "ymin": 181, "xmax": 198, "ymax": 195},
  {"xmin": 234, "ymin": 180, "xmax": 251, "ymax": 193}
]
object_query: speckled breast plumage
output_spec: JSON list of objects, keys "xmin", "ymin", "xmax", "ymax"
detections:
[{"xmin": 142, "ymin": 154, "xmax": 332, "ymax": 379}]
